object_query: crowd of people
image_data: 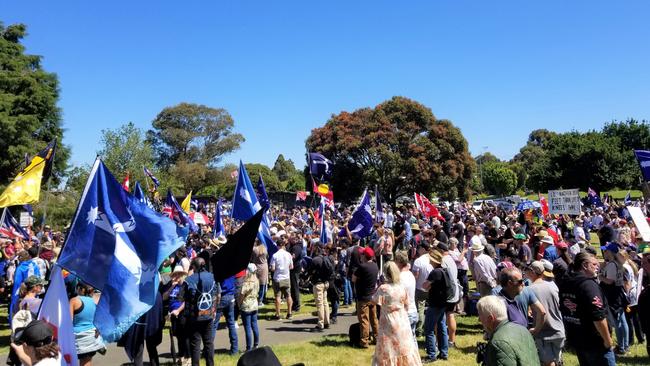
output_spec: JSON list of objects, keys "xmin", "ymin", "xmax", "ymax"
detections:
[{"xmin": 2, "ymin": 197, "xmax": 650, "ymax": 366}]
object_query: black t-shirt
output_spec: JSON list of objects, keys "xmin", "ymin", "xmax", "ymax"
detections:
[
  {"xmin": 598, "ymin": 226, "xmax": 615, "ymax": 246},
  {"xmin": 347, "ymin": 245, "xmax": 361, "ymax": 278},
  {"xmin": 559, "ymin": 272, "xmax": 610, "ymax": 351},
  {"xmin": 426, "ymin": 268, "xmax": 448, "ymax": 308},
  {"xmin": 452, "ymin": 222, "xmax": 464, "ymax": 242},
  {"xmin": 354, "ymin": 261, "xmax": 378, "ymax": 302},
  {"xmin": 436, "ymin": 231, "xmax": 449, "ymax": 244},
  {"xmin": 290, "ymin": 243, "xmax": 303, "ymax": 271}
]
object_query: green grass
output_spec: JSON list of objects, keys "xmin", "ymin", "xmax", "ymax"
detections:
[
  {"xmin": 0, "ymin": 304, "xmax": 9, "ymax": 354},
  {"xmin": 209, "ymin": 314, "xmax": 649, "ymax": 366}
]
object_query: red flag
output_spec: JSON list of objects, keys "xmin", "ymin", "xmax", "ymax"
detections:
[
  {"xmin": 539, "ymin": 194, "xmax": 549, "ymax": 217},
  {"xmin": 420, "ymin": 193, "xmax": 445, "ymax": 221},
  {"xmin": 122, "ymin": 172, "xmax": 130, "ymax": 191},
  {"xmin": 414, "ymin": 193, "xmax": 423, "ymax": 212},
  {"xmin": 296, "ymin": 191, "xmax": 307, "ymax": 201}
]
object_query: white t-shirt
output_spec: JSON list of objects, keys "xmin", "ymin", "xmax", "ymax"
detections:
[
  {"xmin": 399, "ymin": 271, "xmax": 417, "ymax": 314},
  {"xmin": 34, "ymin": 354, "xmax": 61, "ymax": 366},
  {"xmin": 270, "ymin": 248, "xmax": 293, "ymax": 282},
  {"xmin": 412, "ymin": 254, "xmax": 433, "ymax": 291}
]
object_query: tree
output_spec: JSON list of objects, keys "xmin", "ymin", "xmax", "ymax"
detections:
[
  {"xmin": 602, "ymin": 119, "xmax": 650, "ymax": 188},
  {"xmin": 0, "ymin": 23, "xmax": 69, "ymax": 185},
  {"xmin": 146, "ymin": 103, "xmax": 244, "ymax": 193},
  {"xmin": 245, "ymin": 163, "xmax": 282, "ymax": 192},
  {"xmin": 482, "ymin": 162, "xmax": 518, "ymax": 196},
  {"xmin": 306, "ymin": 96, "xmax": 475, "ymax": 204},
  {"xmin": 475, "ymin": 152, "xmax": 500, "ymax": 165},
  {"xmin": 272, "ymin": 154, "xmax": 298, "ymax": 182},
  {"xmin": 97, "ymin": 122, "xmax": 155, "ymax": 186}
]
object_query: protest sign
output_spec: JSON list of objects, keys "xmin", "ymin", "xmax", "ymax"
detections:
[
  {"xmin": 19, "ymin": 211, "xmax": 32, "ymax": 227},
  {"xmin": 548, "ymin": 189, "xmax": 581, "ymax": 215},
  {"xmin": 627, "ymin": 206, "xmax": 650, "ymax": 241}
]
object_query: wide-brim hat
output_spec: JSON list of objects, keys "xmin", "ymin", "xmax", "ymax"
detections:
[
  {"xmin": 429, "ymin": 250, "xmax": 443, "ymax": 265},
  {"xmin": 410, "ymin": 223, "xmax": 421, "ymax": 232},
  {"xmin": 470, "ymin": 237, "xmax": 485, "ymax": 252}
]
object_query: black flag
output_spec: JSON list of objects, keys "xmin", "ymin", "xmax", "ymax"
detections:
[{"xmin": 211, "ymin": 207, "xmax": 265, "ymax": 282}]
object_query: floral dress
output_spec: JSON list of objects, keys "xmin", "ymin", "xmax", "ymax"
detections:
[{"xmin": 371, "ymin": 283, "xmax": 422, "ymax": 366}]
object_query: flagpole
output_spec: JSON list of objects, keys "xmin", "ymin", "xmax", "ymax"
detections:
[
  {"xmin": 142, "ymin": 165, "xmax": 152, "ymax": 199},
  {"xmin": 0, "ymin": 208, "xmax": 6, "ymax": 229}
]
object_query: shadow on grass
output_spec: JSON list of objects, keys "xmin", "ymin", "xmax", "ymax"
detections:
[
  {"xmin": 615, "ymin": 354, "xmax": 650, "ymax": 366},
  {"xmin": 310, "ymin": 334, "xmax": 351, "ymax": 347}
]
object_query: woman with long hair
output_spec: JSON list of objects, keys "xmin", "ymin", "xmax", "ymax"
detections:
[
  {"xmin": 238, "ymin": 263, "xmax": 260, "ymax": 351},
  {"xmin": 252, "ymin": 240, "xmax": 269, "ymax": 305},
  {"xmin": 371, "ymin": 261, "xmax": 422, "ymax": 366},
  {"xmin": 618, "ymin": 250, "xmax": 645, "ymax": 346},
  {"xmin": 70, "ymin": 282, "xmax": 105, "ymax": 366}
]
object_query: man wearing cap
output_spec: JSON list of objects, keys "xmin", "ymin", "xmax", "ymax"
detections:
[
  {"xmin": 412, "ymin": 242, "xmax": 433, "ymax": 336},
  {"xmin": 352, "ymin": 247, "xmax": 379, "ymax": 348},
  {"xmin": 513, "ymin": 233, "xmax": 532, "ymax": 265},
  {"xmin": 526, "ymin": 261, "xmax": 565, "ymax": 366},
  {"xmin": 541, "ymin": 236, "xmax": 558, "ymax": 263},
  {"xmin": 599, "ymin": 242, "xmax": 629, "ymax": 354},
  {"xmin": 471, "ymin": 238, "xmax": 497, "ymax": 297},
  {"xmin": 422, "ymin": 249, "xmax": 450, "ymax": 362}
]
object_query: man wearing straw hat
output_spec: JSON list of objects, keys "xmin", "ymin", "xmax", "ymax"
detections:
[{"xmin": 471, "ymin": 237, "xmax": 497, "ymax": 297}]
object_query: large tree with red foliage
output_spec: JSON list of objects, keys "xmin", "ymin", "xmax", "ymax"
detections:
[{"xmin": 306, "ymin": 96, "xmax": 475, "ymax": 204}]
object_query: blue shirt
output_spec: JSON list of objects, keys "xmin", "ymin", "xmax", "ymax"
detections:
[
  {"xmin": 543, "ymin": 246, "xmax": 558, "ymax": 262},
  {"xmin": 220, "ymin": 275, "xmax": 236, "ymax": 296}
]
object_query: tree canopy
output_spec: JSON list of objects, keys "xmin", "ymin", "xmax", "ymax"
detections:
[
  {"xmin": 306, "ymin": 96, "xmax": 475, "ymax": 203},
  {"xmin": 0, "ymin": 23, "xmax": 69, "ymax": 185},
  {"xmin": 98, "ymin": 122, "xmax": 155, "ymax": 186}
]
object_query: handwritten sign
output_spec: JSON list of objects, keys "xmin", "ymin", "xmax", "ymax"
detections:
[
  {"xmin": 627, "ymin": 206, "xmax": 650, "ymax": 241},
  {"xmin": 548, "ymin": 189, "xmax": 581, "ymax": 215}
]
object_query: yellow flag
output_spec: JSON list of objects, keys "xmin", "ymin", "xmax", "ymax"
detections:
[
  {"xmin": 181, "ymin": 190, "xmax": 192, "ymax": 213},
  {"xmin": 0, "ymin": 155, "xmax": 47, "ymax": 207}
]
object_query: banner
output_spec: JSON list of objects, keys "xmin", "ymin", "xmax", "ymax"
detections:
[
  {"xmin": 627, "ymin": 206, "xmax": 650, "ymax": 241},
  {"xmin": 547, "ymin": 189, "xmax": 581, "ymax": 215}
]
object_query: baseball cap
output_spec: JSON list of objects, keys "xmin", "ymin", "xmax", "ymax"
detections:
[
  {"xmin": 529, "ymin": 261, "xmax": 545, "ymax": 276},
  {"xmin": 555, "ymin": 241, "xmax": 569, "ymax": 250},
  {"xmin": 363, "ymin": 247, "xmax": 375, "ymax": 259},
  {"xmin": 540, "ymin": 236, "xmax": 554, "ymax": 245},
  {"xmin": 25, "ymin": 275, "xmax": 46, "ymax": 288},
  {"xmin": 601, "ymin": 242, "xmax": 620, "ymax": 254},
  {"xmin": 436, "ymin": 243, "xmax": 449, "ymax": 252},
  {"xmin": 513, "ymin": 233, "xmax": 526, "ymax": 240},
  {"xmin": 15, "ymin": 320, "xmax": 53, "ymax": 347}
]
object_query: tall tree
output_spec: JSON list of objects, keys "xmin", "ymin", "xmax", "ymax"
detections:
[
  {"xmin": 482, "ymin": 162, "xmax": 518, "ymax": 196},
  {"xmin": 146, "ymin": 103, "xmax": 244, "ymax": 193},
  {"xmin": 272, "ymin": 154, "xmax": 297, "ymax": 182},
  {"xmin": 97, "ymin": 122, "xmax": 155, "ymax": 186},
  {"xmin": 0, "ymin": 23, "xmax": 69, "ymax": 185},
  {"xmin": 306, "ymin": 96, "xmax": 475, "ymax": 203}
]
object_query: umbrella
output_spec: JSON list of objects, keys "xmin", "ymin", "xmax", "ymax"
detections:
[
  {"xmin": 516, "ymin": 200, "xmax": 541, "ymax": 211},
  {"xmin": 188, "ymin": 211, "xmax": 211, "ymax": 225}
]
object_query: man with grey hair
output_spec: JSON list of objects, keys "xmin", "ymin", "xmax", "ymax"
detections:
[{"xmin": 477, "ymin": 295, "xmax": 540, "ymax": 366}]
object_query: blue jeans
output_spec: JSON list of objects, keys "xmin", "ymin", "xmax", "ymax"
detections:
[
  {"xmin": 240, "ymin": 311, "xmax": 259, "ymax": 351},
  {"xmin": 258, "ymin": 284, "xmax": 268, "ymax": 305},
  {"xmin": 212, "ymin": 294, "xmax": 239, "ymax": 353},
  {"xmin": 576, "ymin": 348, "xmax": 616, "ymax": 366},
  {"xmin": 343, "ymin": 277, "xmax": 353, "ymax": 305},
  {"xmin": 424, "ymin": 305, "xmax": 448, "ymax": 360},
  {"xmin": 408, "ymin": 311, "xmax": 419, "ymax": 350},
  {"xmin": 331, "ymin": 295, "xmax": 339, "ymax": 319},
  {"xmin": 614, "ymin": 308, "xmax": 629, "ymax": 350}
]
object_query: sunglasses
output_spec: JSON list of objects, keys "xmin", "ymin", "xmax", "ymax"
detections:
[{"xmin": 510, "ymin": 279, "xmax": 525, "ymax": 285}]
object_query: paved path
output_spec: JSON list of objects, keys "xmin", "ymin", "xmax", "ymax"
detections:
[{"xmin": 90, "ymin": 305, "xmax": 357, "ymax": 366}]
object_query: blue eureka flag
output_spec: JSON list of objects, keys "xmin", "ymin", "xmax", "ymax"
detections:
[
  {"xmin": 164, "ymin": 190, "xmax": 199, "ymax": 233},
  {"xmin": 57, "ymin": 159, "xmax": 185, "ymax": 342},
  {"xmin": 634, "ymin": 150, "xmax": 650, "ymax": 181},
  {"xmin": 340, "ymin": 189, "xmax": 373, "ymax": 238},
  {"xmin": 375, "ymin": 185, "xmax": 385, "ymax": 223},
  {"xmin": 133, "ymin": 181, "xmax": 152, "ymax": 208},
  {"xmin": 232, "ymin": 161, "xmax": 277, "ymax": 255},
  {"xmin": 624, "ymin": 191, "xmax": 632, "ymax": 205},
  {"xmin": 213, "ymin": 199, "xmax": 226, "ymax": 238},
  {"xmin": 308, "ymin": 152, "xmax": 333, "ymax": 182}
]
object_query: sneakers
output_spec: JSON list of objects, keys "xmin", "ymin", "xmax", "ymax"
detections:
[
  {"xmin": 286, "ymin": 313, "xmax": 293, "ymax": 319},
  {"xmin": 311, "ymin": 326, "xmax": 325, "ymax": 332},
  {"xmin": 331, "ymin": 317, "xmax": 338, "ymax": 324},
  {"xmin": 614, "ymin": 346, "xmax": 629, "ymax": 355},
  {"xmin": 421, "ymin": 356, "xmax": 437, "ymax": 363}
]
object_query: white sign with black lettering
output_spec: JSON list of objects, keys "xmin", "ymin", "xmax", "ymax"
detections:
[{"xmin": 547, "ymin": 189, "xmax": 581, "ymax": 215}]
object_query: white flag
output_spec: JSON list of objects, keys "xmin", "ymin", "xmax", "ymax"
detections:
[{"xmin": 38, "ymin": 265, "xmax": 79, "ymax": 366}]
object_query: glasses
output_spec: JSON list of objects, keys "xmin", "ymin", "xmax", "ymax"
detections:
[{"xmin": 510, "ymin": 279, "xmax": 525, "ymax": 285}]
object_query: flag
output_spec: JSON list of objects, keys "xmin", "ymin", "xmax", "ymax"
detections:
[
  {"xmin": 211, "ymin": 207, "xmax": 265, "ymax": 282},
  {"xmin": 624, "ymin": 191, "xmax": 632, "ymax": 205},
  {"xmin": 296, "ymin": 191, "xmax": 307, "ymax": 201},
  {"xmin": 587, "ymin": 187, "xmax": 604, "ymax": 207},
  {"xmin": 122, "ymin": 172, "xmax": 130, "ymax": 192},
  {"xmin": 255, "ymin": 175, "xmax": 271, "ymax": 209},
  {"xmin": 420, "ymin": 194, "xmax": 444, "ymax": 221},
  {"xmin": 143, "ymin": 166, "xmax": 160, "ymax": 188},
  {"xmin": 163, "ymin": 190, "xmax": 199, "ymax": 232},
  {"xmin": 213, "ymin": 199, "xmax": 226, "ymax": 238},
  {"xmin": 318, "ymin": 197, "xmax": 329, "ymax": 244},
  {"xmin": 308, "ymin": 152, "xmax": 333, "ymax": 182},
  {"xmin": 340, "ymin": 189, "xmax": 373, "ymax": 238},
  {"xmin": 56, "ymin": 159, "xmax": 185, "ymax": 342},
  {"xmin": 181, "ymin": 191, "xmax": 192, "ymax": 213},
  {"xmin": 312, "ymin": 177, "xmax": 334, "ymax": 201},
  {"xmin": 230, "ymin": 170, "xmax": 239, "ymax": 179},
  {"xmin": 539, "ymin": 195, "xmax": 549, "ymax": 216},
  {"xmin": 0, "ymin": 141, "xmax": 56, "ymax": 207},
  {"xmin": 375, "ymin": 186, "xmax": 385, "ymax": 223},
  {"xmin": 0, "ymin": 208, "xmax": 30, "ymax": 240},
  {"xmin": 231, "ymin": 161, "xmax": 277, "ymax": 255},
  {"xmin": 634, "ymin": 150, "xmax": 650, "ymax": 181},
  {"xmin": 133, "ymin": 182, "xmax": 151, "ymax": 208},
  {"xmin": 38, "ymin": 266, "xmax": 79, "ymax": 366},
  {"xmin": 413, "ymin": 192, "xmax": 423, "ymax": 212}
]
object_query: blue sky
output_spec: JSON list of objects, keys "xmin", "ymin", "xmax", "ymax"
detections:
[{"xmin": 4, "ymin": 1, "xmax": 650, "ymax": 170}]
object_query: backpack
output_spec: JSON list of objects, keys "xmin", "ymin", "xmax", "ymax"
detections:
[
  {"xmin": 190, "ymin": 273, "xmax": 216, "ymax": 322},
  {"xmin": 440, "ymin": 267, "xmax": 461, "ymax": 304},
  {"xmin": 315, "ymin": 256, "xmax": 334, "ymax": 283}
]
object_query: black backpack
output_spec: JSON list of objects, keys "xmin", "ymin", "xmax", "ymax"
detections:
[{"xmin": 438, "ymin": 268, "xmax": 456, "ymax": 304}]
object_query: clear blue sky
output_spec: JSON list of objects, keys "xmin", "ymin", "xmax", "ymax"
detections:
[{"xmin": 4, "ymin": 1, "xmax": 650, "ymax": 170}]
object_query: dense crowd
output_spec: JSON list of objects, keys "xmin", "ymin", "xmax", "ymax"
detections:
[{"xmin": 2, "ymin": 198, "xmax": 650, "ymax": 366}]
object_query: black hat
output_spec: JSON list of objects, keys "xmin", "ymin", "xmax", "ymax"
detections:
[{"xmin": 16, "ymin": 320, "xmax": 53, "ymax": 347}]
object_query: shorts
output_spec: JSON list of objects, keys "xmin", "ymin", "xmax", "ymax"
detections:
[
  {"xmin": 272, "ymin": 279, "xmax": 291, "ymax": 297},
  {"xmin": 534, "ymin": 337, "xmax": 564, "ymax": 364}
]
